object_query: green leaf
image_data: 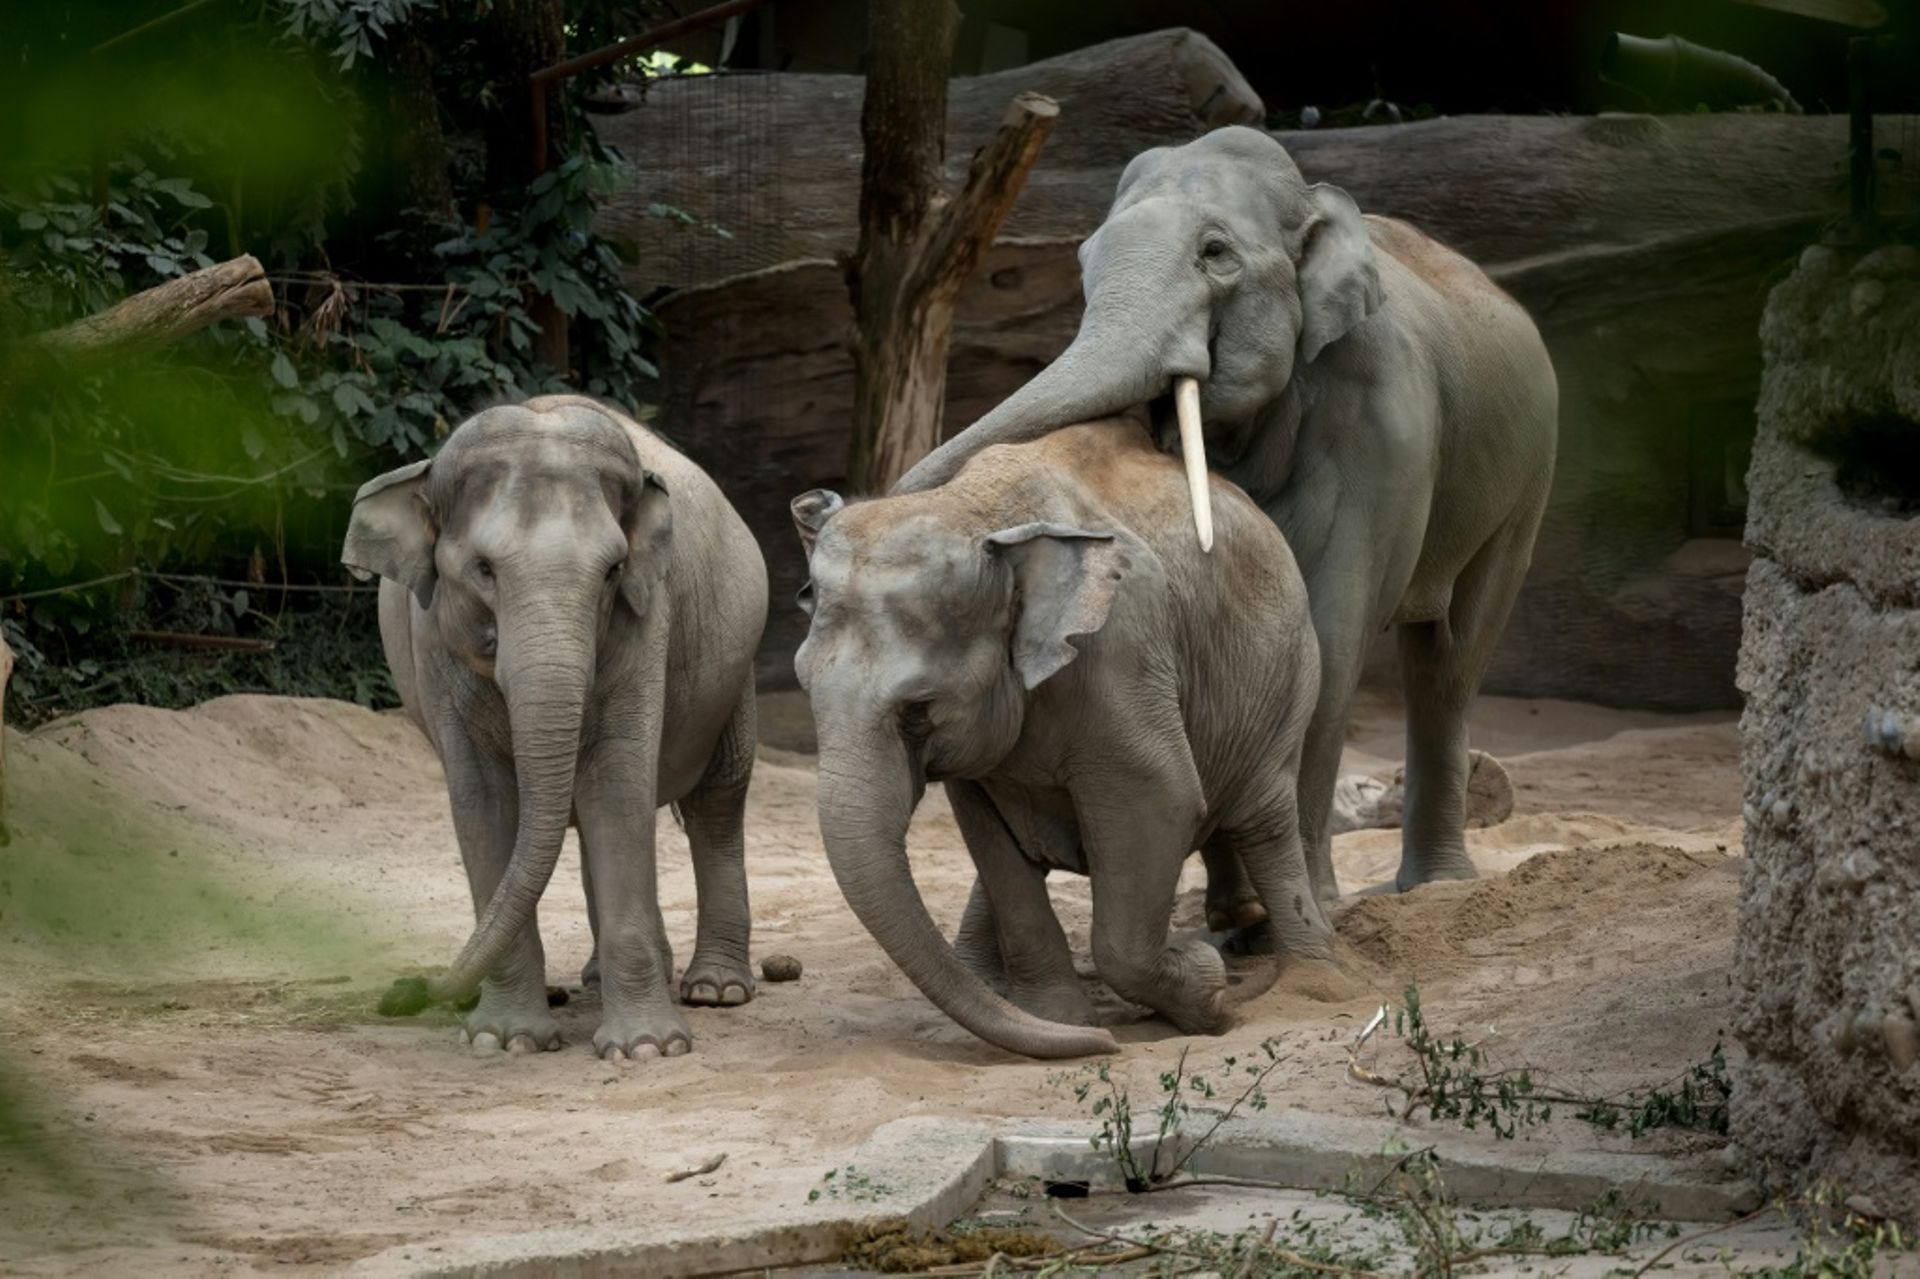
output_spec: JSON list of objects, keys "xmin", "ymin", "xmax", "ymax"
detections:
[
  {"xmin": 270, "ymin": 351, "xmax": 299, "ymax": 389},
  {"xmin": 150, "ymin": 177, "xmax": 213, "ymax": 209},
  {"xmin": 18, "ymin": 210, "xmax": 46, "ymax": 230},
  {"xmin": 93, "ymin": 499, "xmax": 123, "ymax": 537}
]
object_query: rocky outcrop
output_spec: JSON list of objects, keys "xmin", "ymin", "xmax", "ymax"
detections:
[{"xmin": 1733, "ymin": 240, "xmax": 1920, "ymax": 1220}]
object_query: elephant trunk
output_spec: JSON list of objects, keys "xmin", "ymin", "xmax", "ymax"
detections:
[
  {"xmin": 892, "ymin": 271, "xmax": 1209, "ymax": 496},
  {"xmin": 815, "ymin": 716, "xmax": 1116, "ymax": 1059},
  {"xmin": 429, "ymin": 597, "xmax": 594, "ymax": 1005}
]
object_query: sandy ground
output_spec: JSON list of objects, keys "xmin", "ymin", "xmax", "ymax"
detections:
[{"xmin": 0, "ymin": 686, "xmax": 1746, "ymax": 1273}]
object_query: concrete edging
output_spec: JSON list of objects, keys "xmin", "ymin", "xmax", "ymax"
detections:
[{"xmin": 352, "ymin": 1108, "xmax": 1758, "ymax": 1276}]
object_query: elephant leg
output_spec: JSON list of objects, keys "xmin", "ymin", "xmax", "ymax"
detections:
[
  {"xmin": 579, "ymin": 844, "xmax": 601, "ymax": 989},
  {"xmin": 443, "ymin": 728, "xmax": 560, "ymax": 1052},
  {"xmin": 1213, "ymin": 788, "xmax": 1333, "ymax": 963},
  {"xmin": 948, "ymin": 781, "xmax": 1093, "ymax": 1026},
  {"xmin": 953, "ymin": 878, "xmax": 1008, "ymax": 990},
  {"xmin": 1395, "ymin": 507, "xmax": 1541, "ymax": 890},
  {"xmin": 679, "ymin": 683, "xmax": 756, "ymax": 1008},
  {"xmin": 575, "ymin": 740, "xmax": 689, "ymax": 1061},
  {"xmin": 1199, "ymin": 844, "xmax": 1267, "ymax": 935},
  {"xmin": 1077, "ymin": 762, "xmax": 1226, "ymax": 1036},
  {"xmin": 1295, "ymin": 606, "xmax": 1369, "ymax": 904}
]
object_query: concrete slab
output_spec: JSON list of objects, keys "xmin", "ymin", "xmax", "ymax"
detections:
[{"xmin": 350, "ymin": 1108, "xmax": 1761, "ymax": 1276}]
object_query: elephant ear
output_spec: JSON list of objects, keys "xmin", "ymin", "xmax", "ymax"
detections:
[
  {"xmin": 341, "ymin": 458, "xmax": 436, "ymax": 608},
  {"xmin": 620, "ymin": 469, "xmax": 673, "ymax": 618},
  {"xmin": 1297, "ymin": 183, "xmax": 1382, "ymax": 364},
  {"xmin": 791, "ymin": 488, "xmax": 846, "ymax": 615},
  {"xmin": 986, "ymin": 523, "xmax": 1126, "ymax": 691}
]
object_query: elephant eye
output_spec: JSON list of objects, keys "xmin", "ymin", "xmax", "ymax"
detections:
[
  {"xmin": 1201, "ymin": 238, "xmax": 1229, "ymax": 260},
  {"xmin": 900, "ymin": 700, "xmax": 934, "ymax": 739},
  {"xmin": 605, "ymin": 559, "xmax": 624, "ymax": 584},
  {"xmin": 475, "ymin": 558, "xmax": 494, "ymax": 580}
]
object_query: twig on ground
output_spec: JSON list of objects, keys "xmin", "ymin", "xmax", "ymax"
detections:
[
  {"xmin": 1050, "ymin": 1197, "xmax": 1378, "ymax": 1278},
  {"xmin": 663, "ymin": 1152, "xmax": 726, "ymax": 1183},
  {"xmin": 1625, "ymin": 1205, "xmax": 1776, "ymax": 1277}
]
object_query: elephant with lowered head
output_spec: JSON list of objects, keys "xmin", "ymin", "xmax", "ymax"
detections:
[
  {"xmin": 898, "ymin": 127, "xmax": 1558, "ymax": 901},
  {"xmin": 793, "ymin": 419, "xmax": 1330, "ymax": 1060},
  {"xmin": 343, "ymin": 395, "xmax": 767, "ymax": 1060}
]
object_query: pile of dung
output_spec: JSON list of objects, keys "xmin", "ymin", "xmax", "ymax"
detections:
[{"xmin": 842, "ymin": 1219, "xmax": 1060, "ymax": 1273}]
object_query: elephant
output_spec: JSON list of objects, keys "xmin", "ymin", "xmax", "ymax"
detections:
[
  {"xmin": 341, "ymin": 394, "xmax": 768, "ymax": 1060},
  {"xmin": 896, "ymin": 126, "xmax": 1558, "ymax": 902},
  {"xmin": 791, "ymin": 418, "xmax": 1331, "ymax": 1059}
]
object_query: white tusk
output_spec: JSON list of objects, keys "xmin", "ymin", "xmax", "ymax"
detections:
[{"xmin": 1174, "ymin": 376, "xmax": 1214, "ymax": 553}]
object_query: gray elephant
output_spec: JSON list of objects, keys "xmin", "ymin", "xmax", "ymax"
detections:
[
  {"xmin": 792, "ymin": 419, "xmax": 1330, "ymax": 1059},
  {"xmin": 898, "ymin": 127, "xmax": 1558, "ymax": 901},
  {"xmin": 342, "ymin": 394, "xmax": 768, "ymax": 1060}
]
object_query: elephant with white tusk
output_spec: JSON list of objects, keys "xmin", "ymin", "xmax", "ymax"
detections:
[
  {"xmin": 897, "ymin": 126, "xmax": 1558, "ymax": 901},
  {"xmin": 792, "ymin": 419, "xmax": 1330, "ymax": 1060},
  {"xmin": 343, "ymin": 395, "xmax": 768, "ymax": 1061}
]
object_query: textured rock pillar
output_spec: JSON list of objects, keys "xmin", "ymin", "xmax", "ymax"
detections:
[{"xmin": 1734, "ymin": 241, "xmax": 1920, "ymax": 1218}]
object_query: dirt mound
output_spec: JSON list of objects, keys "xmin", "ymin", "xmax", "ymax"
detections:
[{"xmin": 1334, "ymin": 842, "xmax": 1729, "ymax": 983}]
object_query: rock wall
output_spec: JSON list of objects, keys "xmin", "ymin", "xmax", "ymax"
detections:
[{"xmin": 1733, "ymin": 241, "xmax": 1920, "ymax": 1219}]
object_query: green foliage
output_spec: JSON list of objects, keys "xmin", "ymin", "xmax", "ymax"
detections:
[
  {"xmin": 1, "ymin": 1, "xmax": 666, "ymax": 718},
  {"xmin": 808, "ymin": 1164, "xmax": 893, "ymax": 1204},
  {"xmin": 1052, "ymin": 1039, "xmax": 1288, "ymax": 1192},
  {"xmin": 1387, "ymin": 985, "xmax": 1551, "ymax": 1139},
  {"xmin": 1573, "ymin": 1039, "xmax": 1734, "ymax": 1138}
]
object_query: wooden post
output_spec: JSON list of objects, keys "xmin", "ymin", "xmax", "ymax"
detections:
[{"xmin": 844, "ymin": 0, "xmax": 1057, "ymax": 494}]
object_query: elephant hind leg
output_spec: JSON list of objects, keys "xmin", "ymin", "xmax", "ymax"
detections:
[
  {"xmin": 1395, "ymin": 500, "xmax": 1545, "ymax": 891},
  {"xmin": 678, "ymin": 677, "xmax": 757, "ymax": 1007}
]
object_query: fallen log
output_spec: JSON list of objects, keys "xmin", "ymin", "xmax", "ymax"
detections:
[
  {"xmin": 594, "ymin": 28, "xmax": 1259, "ymax": 292},
  {"xmin": 40, "ymin": 254, "xmax": 273, "ymax": 361}
]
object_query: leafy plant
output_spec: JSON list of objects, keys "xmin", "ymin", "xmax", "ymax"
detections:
[
  {"xmin": 1052, "ymin": 1038, "xmax": 1288, "ymax": 1192},
  {"xmin": 1573, "ymin": 1039, "xmax": 1733, "ymax": 1138}
]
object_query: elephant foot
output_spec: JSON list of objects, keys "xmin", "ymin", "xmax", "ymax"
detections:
[
  {"xmin": 581, "ymin": 951, "xmax": 601, "ymax": 989},
  {"xmin": 1205, "ymin": 897, "xmax": 1269, "ymax": 935},
  {"xmin": 595, "ymin": 1006, "xmax": 693, "ymax": 1061},
  {"xmin": 460, "ymin": 990, "xmax": 562, "ymax": 1056},
  {"xmin": 680, "ymin": 951, "xmax": 754, "ymax": 1007},
  {"xmin": 1395, "ymin": 852, "xmax": 1479, "ymax": 893},
  {"xmin": 1007, "ymin": 975, "xmax": 1098, "ymax": 1027},
  {"xmin": 1129, "ymin": 940, "xmax": 1229, "ymax": 1037}
]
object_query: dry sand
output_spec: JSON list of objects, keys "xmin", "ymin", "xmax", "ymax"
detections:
[{"xmin": 0, "ymin": 687, "xmax": 1744, "ymax": 1273}]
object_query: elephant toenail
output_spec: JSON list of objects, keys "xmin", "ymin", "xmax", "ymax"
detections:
[
  {"xmin": 722, "ymin": 984, "xmax": 747, "ymax": 1004},
  {"xmin": 603, "ymin": 1046, "xmax": 628, "ymax": 1062},
  {"xmin": 690, "ymin": 982, "xmax": 717, "ymax": 1003},
  {"xmin": 664, "ymin": 1039, "xmax": 690, "ymax": 1057},
  {"xmin": 506, "ymin": 1035, "xmax": 537, "ymax": 1055},
  {"xmin": 470, "ymin": 1031, "xmax": 502, "ymax": 1052},
  {"xmin": 630, "ymin": 1042, "xmax": 662, "ymax": 1060},
  {"xmin": 457, "ymin": 1029, "xmax": 472, "ymax": 1046}
]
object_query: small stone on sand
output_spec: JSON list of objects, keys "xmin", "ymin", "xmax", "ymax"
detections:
[{"xmin": 761, "ymin": 954, "xmax": 802, "ymax": 982}]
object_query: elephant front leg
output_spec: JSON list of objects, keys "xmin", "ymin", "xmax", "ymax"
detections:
[
  {"xmin": 444, "ymin": 732, "xmax": 561, "ymax": 1053},
  {"xmin": 575, "ymin": 741, "xmax": 690, "ymax": 1061},
  {"xmin": 678, "ymin": 683, "xmax": 757, "ymax": 1007},
  {"xmin": 1076, "ymin": 762, "xmax": 1228, "ymax": 1036},
  {"xmin": 948, "ymin": 782, "xmax": 1094, "ymax": 1027}
]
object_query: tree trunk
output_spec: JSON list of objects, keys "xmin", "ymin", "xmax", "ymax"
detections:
[
  {"xmin": 482, "ymin": 0, "xmax": 568, "ymax": 373},
  {"xmin": 384, "ymin": 27, "xmax": 454, "ymax": 219},
  {"xmin": 39, "ymin": 255, "xmax": 273, "ymax": 361},
  {"xmin": 845, "ymin": 0, "xmax": 1057, "ymax": 493}
]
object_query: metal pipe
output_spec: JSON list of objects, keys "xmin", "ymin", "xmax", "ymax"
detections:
[{"xmin": 1601, "ymin": 32, "xmax": 1802, "ymax": 113}]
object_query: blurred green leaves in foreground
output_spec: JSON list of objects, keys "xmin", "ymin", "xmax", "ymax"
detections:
[{"xmin": 1, "ymin": 0, "xmax": 668, "ymax": 723}]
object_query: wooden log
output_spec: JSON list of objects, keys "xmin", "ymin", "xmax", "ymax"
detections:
[
  {"xmin": 593, "ymin": 28, "xmax": 1259, "ymax": 292},
  {"xmin": 41, "ymin": 255, "xmax": 273, "ymax": 360}
]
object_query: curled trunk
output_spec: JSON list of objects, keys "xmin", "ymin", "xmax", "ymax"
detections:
[{"xmin": 816, "ymin": 719, "xmax": 1115, "ymax": 1059}]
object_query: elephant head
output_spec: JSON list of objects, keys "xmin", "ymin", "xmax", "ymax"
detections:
[
  {"xmin": 342, "ymin": 402, "xmax": 672, "ymax": 1006},
  {"xmin": 895, "ymin": 126, "xmax": 1382, "ymax": 544},
  {"xmin": 791, "ymin": 487, "xmax": 1123, "ymax": 1058}
]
